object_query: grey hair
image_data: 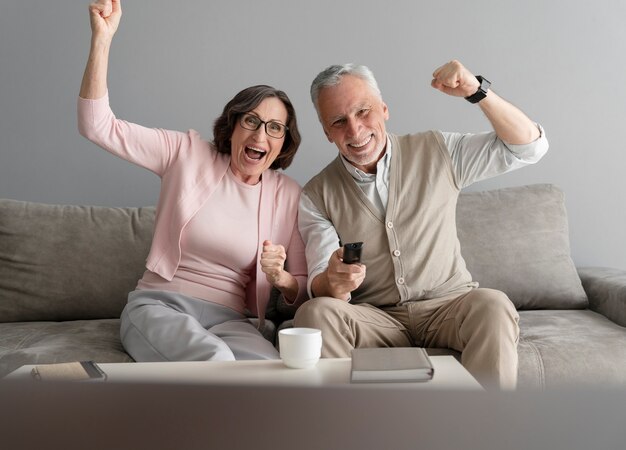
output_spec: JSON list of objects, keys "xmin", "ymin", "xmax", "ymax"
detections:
[{"xmin": 310, "ymin": 63, "xmax": 382, "ymax": 115}]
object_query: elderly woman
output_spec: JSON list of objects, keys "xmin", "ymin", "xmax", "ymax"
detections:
[{"xmin": 78, "ymin": 0, "xmax": 308, "ymax": 361}]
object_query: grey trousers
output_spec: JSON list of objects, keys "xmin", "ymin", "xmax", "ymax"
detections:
[{"xmin": 120, "ymin": 290, "xmax": 280, "ymax": 362}]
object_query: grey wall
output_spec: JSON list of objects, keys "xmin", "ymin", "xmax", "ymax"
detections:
[{"xmin": 1, "ymin": 0, "xmax": 625, "ymax": 270}]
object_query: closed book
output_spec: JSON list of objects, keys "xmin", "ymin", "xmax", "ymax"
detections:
[{"xmin": 350, "ymin": 347, "xmax": 434, "ymax": 383}]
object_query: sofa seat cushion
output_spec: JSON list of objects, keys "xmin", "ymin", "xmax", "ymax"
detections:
[
  {"xmin": 0, "ymin": 319, "xmax": 133, "ymax": 377},
  {"xmin": 0, "ymin": 318, "xmax": 278, "ymax": 378},
  {"xmin": 518, "ymin": 309, "xmax": 626, "ymax": 389}
]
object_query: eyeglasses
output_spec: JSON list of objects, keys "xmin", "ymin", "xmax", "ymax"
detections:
[{"xmin": 239, "ymin": 113, "xmax": 288, "ymax": 139}]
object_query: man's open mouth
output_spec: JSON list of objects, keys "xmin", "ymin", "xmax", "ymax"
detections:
[{"xmin": 348, "ymin": 134, "xmax": 373, "ymax": 149}]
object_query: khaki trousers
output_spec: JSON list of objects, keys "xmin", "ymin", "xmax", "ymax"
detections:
[{"xmin": 294, "ymin": 288, "xmax": 519, "ymax": 390}]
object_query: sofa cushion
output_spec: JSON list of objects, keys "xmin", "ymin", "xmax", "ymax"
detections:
[
  {"xmin": 456, "ymin": 184, "xmax": 588, "ymax": 310},
  {"xmin": 0, "ymin": 319, "xmax": 133, "ymax": 378},
  {"xmin": 517, "ymin": 309, "xmax": 626, "ymax": 388},
  {"xmin": 0, "ymin": 199, "xmax": 155, "ymax": 322}
]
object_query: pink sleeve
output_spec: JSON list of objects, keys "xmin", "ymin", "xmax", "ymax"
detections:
[
  {"xmin": 77, "ymin": 92, "xmax": 188, "ymax": 176},
  {"xmin": 284, "ymin": 217, "xmax": 309, "ymax": 306}
]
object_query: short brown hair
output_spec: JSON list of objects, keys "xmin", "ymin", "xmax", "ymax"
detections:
[{"xmin": 213, "ymin": 85, "xmax": 301, "ymax": 170}]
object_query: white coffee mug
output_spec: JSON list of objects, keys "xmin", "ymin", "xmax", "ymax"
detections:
[{"xmin": 278, "ymin": 328, "xmax": 322, "ymax": 369}]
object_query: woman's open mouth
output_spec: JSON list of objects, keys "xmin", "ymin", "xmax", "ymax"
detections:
[{"xmin": 245, "ymin": 146, "xmax": 267, "ymax": 161}]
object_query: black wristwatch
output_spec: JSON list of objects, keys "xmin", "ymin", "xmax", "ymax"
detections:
[{"xmin": 464, "ymin": 76, "xmax": 491, "ymax": 104}]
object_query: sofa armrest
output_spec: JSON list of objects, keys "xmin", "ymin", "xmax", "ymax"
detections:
[{"xmin": 578, "ymin": 267, "xmax": 626, "ymax": 327}]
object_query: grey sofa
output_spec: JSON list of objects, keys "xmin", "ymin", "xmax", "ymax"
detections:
[{"xmin": 2, "ymin": 184, "xmax": 626, "ymax": 389}]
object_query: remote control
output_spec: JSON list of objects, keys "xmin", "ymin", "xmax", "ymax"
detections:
[{"xmin": 343, "ymin": 242, "xmax": 363, "ymax": 264}]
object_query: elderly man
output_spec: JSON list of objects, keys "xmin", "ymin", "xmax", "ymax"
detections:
[{"xmin": 295, "ymin": 61, "xmax": 548, "ymax": 389}]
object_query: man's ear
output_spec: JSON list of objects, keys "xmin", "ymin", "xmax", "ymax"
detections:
[
  {"xmin": 383, "ymin": 102, "xmax": 390, "ymax": 121},
  {"xmin": 323, "ymin": 127, "xmax": 334, "ymax": 143}
]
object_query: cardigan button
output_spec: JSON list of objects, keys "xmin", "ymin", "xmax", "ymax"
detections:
[
  {"xmin": 387, "ymin": 221, "xmax": 394, "ymax": 228},
  {"xmin": 397, "ymin": 277, "xmax": 405, "ymax": 285},
  {"xmin": 393, "ymin": 249, "xmax": 401, "ymax": 257}
]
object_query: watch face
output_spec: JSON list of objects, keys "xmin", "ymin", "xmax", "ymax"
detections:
[{"xmin": 479, "ymin": 76, "xmax": 491, "ymax": 92}]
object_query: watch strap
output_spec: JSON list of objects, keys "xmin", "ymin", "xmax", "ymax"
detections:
[{"xmin": 465, "ymin": 76, "xmax": 491, "ymax": 104}]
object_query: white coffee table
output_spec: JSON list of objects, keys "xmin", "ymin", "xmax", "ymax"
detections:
[{"xmin": 7, "ymin": 356, "xmax": 482, "ymax": 389}]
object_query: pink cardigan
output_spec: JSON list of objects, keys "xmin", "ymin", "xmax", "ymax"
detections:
[{"xmin": 77, "ymin": 93, "xmax": 308, "ymax": 321}]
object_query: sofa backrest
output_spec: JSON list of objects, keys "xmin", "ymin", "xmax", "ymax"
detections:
[
  {"xmin": 0, "ymin": 199, "xmax": 155, "ymax": 322},
  {"xmin": 457, "ymin": 184, "xmax": 588, "ymax": 310},
  {"xmin": 0, "ymin": 183, "xmax": 588, "ymax": 323}
]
